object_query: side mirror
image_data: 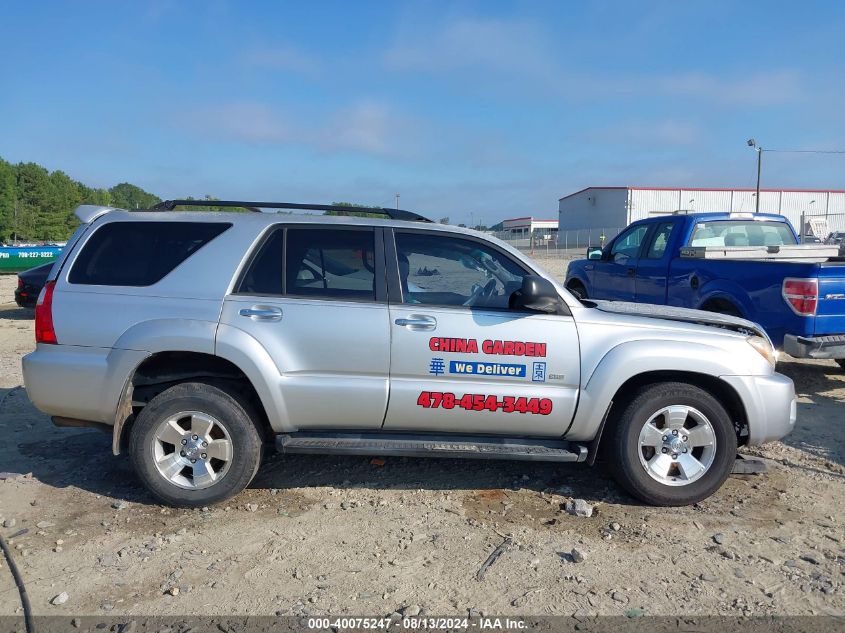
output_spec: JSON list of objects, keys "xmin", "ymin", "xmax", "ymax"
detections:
[
  {"xmin": 586, "ymin": 246, "xmax": 603, "ymax": 260},
  {"xmin": 509, "ymin": 275, "xmax": 562, "ymax": 314}
]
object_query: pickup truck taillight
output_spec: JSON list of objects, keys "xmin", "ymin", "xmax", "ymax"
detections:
[
  {"xmin": 782, "ymin": 278, "xmax": 818, "ymax": 316},
  {"xmin": 35, "ymin": 280, "xmax": 57, "ymax": 344}
]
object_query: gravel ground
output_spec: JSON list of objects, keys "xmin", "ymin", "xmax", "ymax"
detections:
[{"xmin": 0, "ymin": 269, "xmax": 843, "ymax": 618}]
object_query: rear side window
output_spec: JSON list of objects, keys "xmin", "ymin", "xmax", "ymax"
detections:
[
  {"xmin": 238, "ymin": 229, "xmax": 284, "ymax": 295},
  {"xmin": 645, "ymin": 222, "xmax": 675, "ymax": 259},
  {"xmin": 285, "ymin": 228, "xmax": 376, "ymax": 301},
  {"xmin": 68, "ymin": 222, "xmax": 230, "ymax": 286}
]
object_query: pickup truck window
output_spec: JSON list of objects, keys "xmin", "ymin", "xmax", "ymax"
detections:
[
  {"xmin": 611, "ymin": 225, "xmax": 648, "ymax": 261},
  {"xmin": 645, "ymin": 222, "xmax": 675, "ymax": 259},
  {"xmin": 689, "ymin": 221, "xmax": 796, "ymax": 247},
  {"xmin": 395, "ymin": 232, "xmax": 526, "ymax": 309}
]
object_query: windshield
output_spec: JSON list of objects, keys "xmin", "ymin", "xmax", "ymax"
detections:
[{"xmin": 688, "ymin": 220, "xmax": 797, "ymax": 247}]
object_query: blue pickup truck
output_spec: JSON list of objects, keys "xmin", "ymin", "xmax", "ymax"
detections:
[{"xmin": 565, "ymin": 212, "xmax": 845, "ymax": 368}]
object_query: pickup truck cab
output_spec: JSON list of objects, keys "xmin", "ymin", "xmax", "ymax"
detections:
[
  {"xmin": 23, "ymin": 202, "xmax": 796, "ymax": 508},
  {"xmin": 566, "ymin": 212, "xmax": 845, "ymax": 368}
]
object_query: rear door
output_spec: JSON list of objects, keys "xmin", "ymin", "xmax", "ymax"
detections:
[
  {"xmin": 589, "ymin": 223, "xmax": 649, "ymax": 301},
  {"xmin": 220, "ymin": 225, "xmax": 390, "ymax": 429},
  {"xmin": 383, "ymin": 229, "xmax": 580, "ymax": 437},
  {"xmin": 634, "ymin": 220, "xmax": 678, "ymax": 304}
]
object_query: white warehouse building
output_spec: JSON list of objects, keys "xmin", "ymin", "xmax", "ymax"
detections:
[
  {"xmin": 557, "ymin": 186, "xmax": 845, "ymax": 246},
  {"xmin": 501, "ymin": 216, "xmax": 558, "ymax": 239}
]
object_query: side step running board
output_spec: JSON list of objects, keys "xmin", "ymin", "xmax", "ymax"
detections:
[{"xmin": 276, "ymin": 432, "xmax": 587, "ymax": 463}]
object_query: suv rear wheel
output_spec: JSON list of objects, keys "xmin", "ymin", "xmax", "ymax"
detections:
[
  {"xmin": 129, "ymin": 382, "xmax": 263, "ymax": 507},
  {"xmin": 606, "ymin": 382, "xmax": 737, "ymax": 506}
]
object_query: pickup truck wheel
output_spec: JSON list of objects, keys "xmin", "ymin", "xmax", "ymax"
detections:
[
  {"xmin": 607, "ymin": 382, "xmax": 737, "ymax": 506},
  {"xmin": 567, "ymin": 281, "xmax": 587, "ymax": 300},
  {"xmin": 129, "ymin": 382, "xmax": 263, "ymax": 508}
]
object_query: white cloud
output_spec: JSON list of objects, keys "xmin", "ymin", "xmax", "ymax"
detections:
[
  {"xmin": 190, "ymin": 102, "xmax": 293, "ymax": 143},
  {"xmin": 383, "ymin": 16, "xmax": 807, "ymax": 107},
  {"xmin": 384, "ymin": 16, "xmax": 556, "ymax": 80},
  {"xmin": 650, "ymin": 69, "xmax": 806, "ymax": 106},
  {"xmin": 183, "ymin": 99, "xmax": 424, "ymax": 159}
]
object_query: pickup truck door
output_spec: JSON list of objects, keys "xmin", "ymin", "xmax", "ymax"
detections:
[
  {"xmin": 634, "ymin": 220, "xmax": 678, "ymax": 304},
  {"xmin": 219, "ymin": 225, "xmax": 390, "ymax": 429},
  {"xmin": 383, "ymin": 229, "xmax": 580, "ymax": 437},
  {"xmin": 589, "ymin": 224, "xmax": 649, "ymax": 301}
]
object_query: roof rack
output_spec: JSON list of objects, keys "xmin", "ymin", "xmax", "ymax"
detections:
[{"xmin": 150, "ymin": 199, "xmax": 432, "ymax": 222}]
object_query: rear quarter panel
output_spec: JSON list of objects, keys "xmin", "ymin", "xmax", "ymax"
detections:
[
  {"xmin": 668, "ymin": 258, "xmax": 821, "ymax": 347},
  {"xmin": 50, "ymin": 216, "xmax": 258, "ymax": 350},
  {"xmin": 815, "ymin": 263, "xmax": 845, "ymax": 335}
]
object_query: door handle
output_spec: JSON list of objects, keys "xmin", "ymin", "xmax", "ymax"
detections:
[
  {"xmin": 627, "ymin": 267, "xmax": 635, "ymax": 277},
  {"xmin": 395, "ymin": 315, "xmax": 437, "ymax": 331},
  {"xmin": 239, "ymin": 306, "xmax": 283, "ymax": 321}
]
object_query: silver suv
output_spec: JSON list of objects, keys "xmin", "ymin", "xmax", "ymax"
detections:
[{"xmin": 23, "ymin": 201, "xmax": 796, "ymax": 507}]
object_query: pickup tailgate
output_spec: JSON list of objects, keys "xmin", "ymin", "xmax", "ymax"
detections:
[{"xmin": 816, "ymin": 263, "xmax": 845, "ymax": 335}]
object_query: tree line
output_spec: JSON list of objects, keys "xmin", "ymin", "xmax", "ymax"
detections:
[
  {"xmin": 0, "ymin": 157, "xmax": 163, "ymax": 243},
  {"xmin": 0, "ymin": 157, "xmax": 245, "ymax": 244},
  {"xmin": 0, "ymin": 155, "xmax": 469, "ymax": 243}
]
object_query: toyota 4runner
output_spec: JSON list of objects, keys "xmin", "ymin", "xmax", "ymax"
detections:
[{"xmin": 22, "ymin": 201, "xmax": 797, "ymax": 507}]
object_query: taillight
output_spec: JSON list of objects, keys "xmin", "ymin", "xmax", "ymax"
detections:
[
  {"xmin": 782, "ymin": 278, "xmax": 818, "ymax": 316},
  {"xmin": 17, "ymin": 277, "xmax": 24, "ymax": 289},
  {"xmin": 35, "ymin": 280, "xmax": 57, "ymax": 344}
]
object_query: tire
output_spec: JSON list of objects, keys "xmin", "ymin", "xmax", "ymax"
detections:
[
  {"xmin": 837, "ymin": 359, "xmax": 845, "ymax": 371},
  {"xmin": 567, "ymin": 282, "xmax": 587, "ymax": 300},
  {"xmin": 129, "ymin": 382, "xmax": 264, "ymax": 507},
  {"xmin": 605, "ymin": 382, "xmax": 737, "ymax": 506}
]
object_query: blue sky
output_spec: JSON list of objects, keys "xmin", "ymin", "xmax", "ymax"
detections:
[{"xmin": 1, "ymin": 1, "xmax": 844, "ymax": 225}]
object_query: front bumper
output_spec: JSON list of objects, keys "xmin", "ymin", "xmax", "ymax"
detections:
[
  {"xmin": 783, "ymin": 334, "xmax": 845, "ymax": 360},
  {"xmin": 720, "ymin": 372, "xmax": 797, "ymax": 446}
]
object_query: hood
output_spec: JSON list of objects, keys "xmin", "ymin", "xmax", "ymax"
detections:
[{"xmin": 591, "ymin": 300, "xmax": 769, "ymax": 341}]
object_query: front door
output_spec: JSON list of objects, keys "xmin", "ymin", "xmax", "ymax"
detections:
[
  {"xmin": 220, "ymin": 225, "xmax": 390, "ymax": 429},
  {"xmin": 589, "ymin": 223, "xmax": 649, "ymax": 301},
  {"xmin": 383, "ymin": 229, "xmax": 581, "ymax": 437}
]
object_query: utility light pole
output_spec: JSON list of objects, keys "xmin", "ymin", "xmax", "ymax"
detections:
[
  {"xmin": 395, "ymin": 193, "xmax": 400, "ymax": 210},
  {"xmin": 747, "ymin": 139, "xmax": 762, "ymax": 213}
]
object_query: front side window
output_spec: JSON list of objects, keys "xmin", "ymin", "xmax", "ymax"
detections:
[
  {"xmin": 395, "ymin": 232, "xmax": 527, "ymax": 309},
  {"xmin": 285, "ymin": 228, "xmax": 376, "ymax": 301},
  {"xmin": 611, "ymin": 225, "xmax": 648, "ymax": 262},
  {"xmin": 69, "ymin": 221, "xmax": 230, "ymax": 286},
  {"xmin": 689, "ymin": 221, "xmax": 797, "ymax": 247}
]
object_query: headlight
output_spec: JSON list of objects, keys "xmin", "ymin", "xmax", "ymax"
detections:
[{"xmin": 747, "ymin": 335, "xmax": 777, "ymax": 368}]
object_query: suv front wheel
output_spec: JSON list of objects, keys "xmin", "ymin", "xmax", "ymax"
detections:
[
  {"xmin": 606, "ymin": 382, "xmax": 737, "ymax": 506},
  {"xmin": 129, "ymin": 382, "xmax": 263, "ymax": 507}
]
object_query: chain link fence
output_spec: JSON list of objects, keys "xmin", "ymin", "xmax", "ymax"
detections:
[
  {"xmin": 800, "ymin": 211, "xmax": 845, "ymax": 241},
  {"xmin": 491, "ymin": 227, "xmax": 624, "ymax": 259}
]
